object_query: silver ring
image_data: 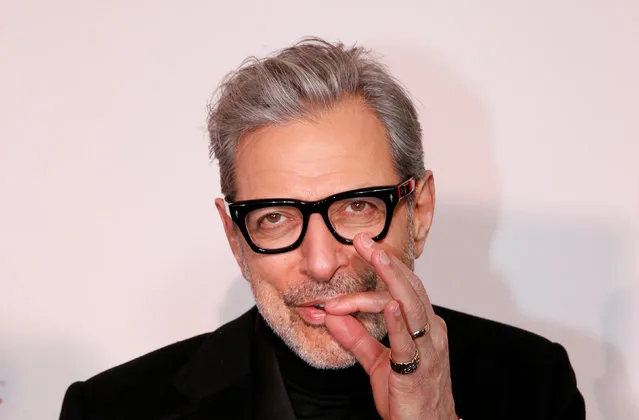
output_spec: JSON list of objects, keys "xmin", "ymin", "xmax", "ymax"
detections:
[
  {"xmin": 410, "ymin": 322, "xmax": 430, "ymax": 339},
  {"xmin": 389, "ymin": 348, "xmax": 420, "ymax": 375}
]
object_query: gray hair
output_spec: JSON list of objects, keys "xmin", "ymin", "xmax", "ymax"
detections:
[{"xmin": 208, "ymin": 37, "xmax": 426, "ymax": 200}]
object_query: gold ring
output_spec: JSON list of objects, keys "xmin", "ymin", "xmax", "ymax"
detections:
[{"xmin": 389, "ymin": 348, "xmax": 420, "ymax": 375}]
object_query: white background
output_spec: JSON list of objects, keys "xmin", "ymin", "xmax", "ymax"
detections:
[{"xmin": 1, "ymin": 1, "xmax": 638, "ymax": 419}]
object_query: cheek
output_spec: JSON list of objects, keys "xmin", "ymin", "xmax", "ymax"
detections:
[
  {"xmin": 247, "ymin": 253, "xmax": 300, "ymax": 292},
  {"xmin": 385, "ymin": 210, "xmax": 410, "ymax": 244}
]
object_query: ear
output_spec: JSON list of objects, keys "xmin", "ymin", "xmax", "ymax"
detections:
[
  {"xmin": 412, "ymin": 170, "xmax": 436, "ymax": 259},
  {"xmin": 215, "ymin": 198, "xmax": 249, "ymax": 279}
]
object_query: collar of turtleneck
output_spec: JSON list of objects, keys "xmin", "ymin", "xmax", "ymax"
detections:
[{"xmin": 258, "ymin": 316, "xmax": 383, "ymax": 419}]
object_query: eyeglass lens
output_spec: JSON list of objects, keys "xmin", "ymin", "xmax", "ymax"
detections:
[{"xmin": 244, "ymin": 196, "xmax": 387, "ymax": 250}]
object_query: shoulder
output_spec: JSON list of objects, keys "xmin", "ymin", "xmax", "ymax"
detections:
[
  {"xmin": 434, "ymin": 305, "xmax": 559, "ymax": 353},
  {"xmin": 434, "ymin": 305, "xmax": 572, "ymax": 371},
  {"xmin": 59, "ymin": 308, "xmax": 258, "ymax": 420},
  {"xmin": 434, "ymin": 306, "xmax": 584, "ymax": 417},
  {"xmin": 59, "ymin": 333, "xmax": 206, "ymax": 419},
  {"xmin": 88, "ymin": 307, "xmax": 255, "ymax": 388}
]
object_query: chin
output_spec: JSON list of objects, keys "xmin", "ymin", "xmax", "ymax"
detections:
[
  {"xmin": 285, "ymin": 323, "xmax": 360, "ymax": 369},
  {"xmin": 247, "ymin": 258, "xmax": 388, "ymax": 369},
  {"xmin": 257, "ymin": 296, "xmax": 387, "ymax": 369}
]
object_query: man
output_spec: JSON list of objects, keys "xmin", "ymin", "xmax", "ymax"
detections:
[{"xmin": 59, "ymin": 38, "xmax": 585, "ymax": 419}]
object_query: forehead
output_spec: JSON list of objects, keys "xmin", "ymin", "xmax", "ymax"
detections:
[{"xmin": 233, "ymin": 97, "xmax": 399, "ymax": 201}]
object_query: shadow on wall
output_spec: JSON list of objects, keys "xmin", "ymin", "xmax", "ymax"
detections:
[
  {"xmin": 0, "ymin": 355, "xmax": 13, "ymax": 419},
  {"xmin": 595, "ymin": 288, "xmax": 639, "ymax": 418},
  {"xmin": 218, "ymin": 42, "xmax": 637, "ymax": 420}
]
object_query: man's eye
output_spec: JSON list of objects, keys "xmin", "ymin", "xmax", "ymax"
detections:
[
  {"xmin": 265, "ymin": 213, "xmax": 282, "ymax": 223},
  {"xmin": 343, "ymin": 200, "xmax": 375, "ymax": 214},
  {"xmin": 347, "ymin": 200, "xmax": 369, "ymax": 213},
  {"xmin": 257, "ymin": 212, "xmax": 290, "ymax": 227}
]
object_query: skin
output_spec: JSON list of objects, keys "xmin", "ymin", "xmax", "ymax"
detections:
[{"xmin": 215, "ymin": 96, "xmax": 457, "ymax": 419}]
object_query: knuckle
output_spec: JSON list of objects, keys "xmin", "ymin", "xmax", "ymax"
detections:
[
  {"xmin": 375, "ymin": 293, "xmax": 390, "ymax": 308},
  {"xmin": 433, "ymin": 332, "xmax": 449, "ymax": 352},
  {"xmin": 434, "ymin": 317, "xmax": 450, "ymax": 351},
  {"xmin": 433, "ymin": 336, "xmax": 448, "ymax": 355},
  {"xmin": 436, "ymin": 316, "xmax": 448, "ymax": 334},
  {"xmin": 397, "ymin": 340, "xmax": 415, "ymax": 356},
  {"xmin": 440, "ymin": 337, "xmax": 450, "ymax": 352}
]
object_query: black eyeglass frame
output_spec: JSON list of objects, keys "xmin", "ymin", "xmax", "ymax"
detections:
[{"xmin": 225, "ymin": 178, "xmax": 416, "ymax": 254}]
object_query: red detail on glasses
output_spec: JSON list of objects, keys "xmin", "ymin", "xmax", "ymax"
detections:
[{"xmin": 397, "ymin": 178, "xmax": 415, "ymax": 197}]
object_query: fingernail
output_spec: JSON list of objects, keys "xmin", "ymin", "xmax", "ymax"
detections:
[
  {"xmin": 361, "ymin": 234, "xmax": 373, "ymax": 248},
  {"xmin": 379, "ymin": 250, "xmax": 390, "ymax": 265}
]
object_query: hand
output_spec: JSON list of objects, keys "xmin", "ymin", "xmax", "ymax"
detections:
[{"xmin": 323, "ymin": 233, "xmax": 457, "ymax": 420}]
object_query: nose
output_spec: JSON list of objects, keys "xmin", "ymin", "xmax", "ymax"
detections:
[{"xmin": 299, "ymin": 214, "xmax": 348, "ymax": 282}]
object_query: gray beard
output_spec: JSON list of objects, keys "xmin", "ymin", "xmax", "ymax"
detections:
[{"xmin": 238, "ymin": 207, "xmax": 416, "ymax": 369}]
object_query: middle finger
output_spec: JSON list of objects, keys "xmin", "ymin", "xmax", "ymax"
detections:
[
  {"xmin": 353, "ymin": 233, "xmax": 431, "ymax": 333},
  {"xmin": 356, "ymin": 232, "xmax": 438, "ymax": 321}
]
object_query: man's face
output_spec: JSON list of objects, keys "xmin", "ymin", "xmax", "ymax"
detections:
[{"xmin": 216, "ymin": 97, "xmax": 419, "ymax": 368}]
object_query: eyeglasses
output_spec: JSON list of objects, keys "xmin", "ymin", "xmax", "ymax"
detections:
[{"xmin": 225, "ymin": 178, "xmax": 415, "ymax": 254}]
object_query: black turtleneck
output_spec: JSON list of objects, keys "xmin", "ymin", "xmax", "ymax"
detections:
[{"xmin": 266, "ymin": 323, "xmax": 383, "ymax": 420}]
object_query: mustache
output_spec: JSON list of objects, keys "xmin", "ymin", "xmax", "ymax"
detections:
[{"xmin": 282, "ymin": 268, "xmax": 379, "ymax": 306}]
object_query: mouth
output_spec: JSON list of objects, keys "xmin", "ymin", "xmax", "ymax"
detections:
[
  {"xmin": 298, "ymin": 299, "xmax": 326, "ymax": 310},
  {"xmin": 294, "ymin": 299, "xmax": 361, "ymax": 325},
  {"xmin": 295, "ymin": 300, "xmax": 327, "ymax": 325}
]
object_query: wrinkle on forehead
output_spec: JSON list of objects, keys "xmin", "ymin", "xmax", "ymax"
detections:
[{"xmin": 233, "ymin": 97, "xmax": 398, "ymax": 201}]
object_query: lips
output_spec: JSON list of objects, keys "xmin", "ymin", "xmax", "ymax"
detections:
[
  {"xmin": 296, "ymin": 305, "xmax": 327, "ymax": 325},
  {"xmin": 297, "ymin": 299, "xmax": 327, "ymax": 309},
  {"xmin": 295, "ymin": 300, "xmax": 329, "ymax": 325}
]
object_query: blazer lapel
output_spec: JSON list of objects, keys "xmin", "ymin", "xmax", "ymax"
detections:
[
  {"xmin": 252, "ymin": 316, "xmax": 296, "ymax": 420},
  {"xmin": 171, "ymin": 308, "xmax": 258, "ymax": 419}
]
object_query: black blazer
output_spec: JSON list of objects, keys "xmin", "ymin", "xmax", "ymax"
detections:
[{"xmin": 59, "ymin": 306, "xmax": 585, "ymax": 419}]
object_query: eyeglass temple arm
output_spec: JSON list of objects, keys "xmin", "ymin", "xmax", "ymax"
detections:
[
  {"xmin": 398, "ymin": 178, "xmax": 416, "ymax": 198},
  {"xmin": 223, "ymin": 199, "xmax": 234, "ymax": 218}
]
